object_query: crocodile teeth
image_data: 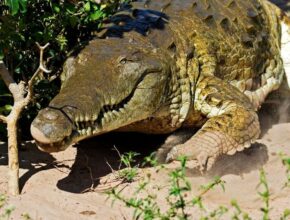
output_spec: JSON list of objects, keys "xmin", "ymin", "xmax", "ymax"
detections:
[
  {"xmin": 87, "ymin": 127, "xmax": 93, "ymax": 135},
  {"xmin": 107, "ymin": 112, "xmax": 115, "ymax": 120},
  {"xmin": 85, "ymin": 115, "xmax": 90, "ymax": 122},
  {"xmin": 80, "ymin": 129, "xmax": 86, "ymax": 135},
  {"xmin": 112, "ymin": 110, "xmax": 119, "ymax": 117},
  {"xmin": 119, "ymin": 108, "xmax": 126, "ymax": 114},
  {"xmin": 79, "ymin": 115, "xmax": 85, "ymax": 122},
  {"xmin": 104, "ymin": 113, "xmax": 110, "ymax": 123},
  {"xmin": 92, "ymin": 114, "xmax": 98, "ymax": 121}
]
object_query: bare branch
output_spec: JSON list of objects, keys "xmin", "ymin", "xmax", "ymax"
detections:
[
  {"xmin": 0, "ymin": 115, "xmax": 7, "ymax": 123},
  {"xmin": 24, "ymin": 43, "xmax": 51, "ymax": 105},
  {"xmin": 0, "ymin": 61, "xmax": 15, "ymax": 87},
  {"xmin": 1, "ymin": 43, "xmax": 51, "ymax": 195},
  {"xmin": 30, "ymin": 43, "xmax": 52, "ymax": 83}
]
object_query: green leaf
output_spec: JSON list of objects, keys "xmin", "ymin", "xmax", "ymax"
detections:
[
  {"xmin": 18, "ymin": 0, "xmax": 27, "ymax": 13},
  {"xmin": 0, "ymin": 105, "xmax": 13, "ymax": 115},
  {"xmin": 52, "ymin": 3, "xmax": 60, "ymax": 13},
  {"xmin": 90, "ymin": 10, "xmax": 103, "ymax": 21},
  {"xmin": 84, "ymin": 2, "xmax": 91, "ymax": 12},
  {"xmin": 5, "ymin": 0, "xmax": 20, "ymax": 15}
]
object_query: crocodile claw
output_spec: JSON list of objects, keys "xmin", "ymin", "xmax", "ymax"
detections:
[{"xmin": 165, "ymin": 143, "xmax": 219, "ymax": 172}]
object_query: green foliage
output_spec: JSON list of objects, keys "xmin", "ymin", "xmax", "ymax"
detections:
[
  {"xmin": 257, "ymin": 169, "xmax": 270, "ymax": 220},
  {"xmin": 230, "ymin": 200, "xmax": 251, "ymax": 220},
  {"xmin": 280, "ymin": 153, "xmax": 290, "ymax": 187},
  {"xmin": 107, "ymin": 155, "xmax": 226, "ymax": 220},
  {"xmin": 107, "ymin": 152, "xmax": 290, "ymax": 220},
  {"xmin": 4, "ymin": 0, "xmax": 27, "ymax": 15},
  {"xmin": 0, "ymin": 0, "xmax": 131, "ymax": 138},
  {"xmin": 119, "ymin": 151, "xmax": 140, "ymax": 183}
]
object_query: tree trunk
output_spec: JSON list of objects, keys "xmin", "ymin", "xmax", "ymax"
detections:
[{"xmin": 7, "ymin": 117, "xmax": 19, "ymax": 196}]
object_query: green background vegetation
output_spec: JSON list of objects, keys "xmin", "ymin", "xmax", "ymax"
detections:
[{"xmin": 0, "ymin": 0, "xmax": 130, "ymax": 139}]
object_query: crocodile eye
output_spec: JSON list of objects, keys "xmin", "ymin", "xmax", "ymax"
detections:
[{"xmin": 117, "ymin": 56, "xmax": 127, "ymax": 64}]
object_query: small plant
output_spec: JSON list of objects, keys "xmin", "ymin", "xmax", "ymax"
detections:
[
  {"xmin": 257, "ymin": 169, "xmax": 270, "ymax": 220},
  {"xmin": 107, "ymin": 156, "xmax": 226, "ymax": 220},
  {"xmin": 21, "ymin": 213, "xmax": 32, "ymax": 220},
  {"xmin": 230, "ymin": 200, "xmax": 251, "ymax": 220},
  {"xmin": 0, "ymin": 194, "xmax": 15, "ymax": 220},
  {"xmin": 118, "ymin": 151, "xmax": 140, "ymax": 183},
  {"xmin": 107, "ymin": 152, "xmax": 290, "ymax": 220},
  {"xmin": 280, "ymin": 153, "xmax": 290, "ymax": 187}
]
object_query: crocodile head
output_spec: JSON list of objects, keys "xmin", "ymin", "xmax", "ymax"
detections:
[{"xmin": 30, "ymin": 37, "xmax": 171, "ymax": 152}]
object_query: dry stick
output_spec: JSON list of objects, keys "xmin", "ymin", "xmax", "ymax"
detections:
[{"xmin": 0, "ymin": 43, "xmax": 51, "ymax": 195}]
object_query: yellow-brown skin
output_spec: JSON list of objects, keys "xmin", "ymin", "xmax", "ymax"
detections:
[{"xmin": 31, "ymin": 0, "xmax": 287, "ymax": 170}]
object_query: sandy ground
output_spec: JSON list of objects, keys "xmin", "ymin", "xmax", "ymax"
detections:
[
  {"xmin": 1, "ymin": 96, "xmax": 290, "ymax": 220},
  {"xmin": 1, "ymin": 0, "xmax": 290, "ymax": 219}
]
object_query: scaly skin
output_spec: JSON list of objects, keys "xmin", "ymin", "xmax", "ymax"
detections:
[{"xmin": 31, "ymin": 0, "xmax": 290, "ymax": 170}]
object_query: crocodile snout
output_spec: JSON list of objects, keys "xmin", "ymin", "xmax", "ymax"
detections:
[{"xmin": 31, "ymin": 108, "xmax": 73, "ymax": 152}]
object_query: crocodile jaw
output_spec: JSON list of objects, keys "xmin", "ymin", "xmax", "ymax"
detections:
[{"xmin": 31, "ymin": 63, "xmax": 170, "ymax": 152}]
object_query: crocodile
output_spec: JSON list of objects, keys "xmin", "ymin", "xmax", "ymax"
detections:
[{"xmin": 30, "ymin": 0, "xmax": 290, "ymax": 170}]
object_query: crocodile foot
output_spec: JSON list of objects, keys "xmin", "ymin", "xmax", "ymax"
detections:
[
  {"xmin": 165, "ymin": 131, "xmax": 251, "ymax": 171},
  {"xmin": 165, "ymin": 76, "xmax": 261, "ymax": 172}
]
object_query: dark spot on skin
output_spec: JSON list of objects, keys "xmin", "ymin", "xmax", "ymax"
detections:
[
  {"xmin": 241, "ymin": 34, "xmax": 254, "ymax": 48},
  {"xmin": 220, "ymin": 17, "xmax": 230, "ymax": 31},
  {"xmin": 167, "ymin": 41, "xmax": 177, "ymax": 53},
  {"xmin": 227, "ymin": 0, "xmax": 237, "ymax": 9},
  {"xmin": 191, "ymin": 1, "xmax": 197, "ymax": 8},
  {"xmin": 247, "ymin": 8, "xmax": 259, "ymax": 18},
  {"xmin": 246, "ymin": 25, "xmax": 257, "ymax": 36},
  {"xmin": 203, "ymin": 15, "xmax": 215, "ymax": 26},
  {"xmin": 215, "ymin": 121, "xmax": 223, "ymax": 128}
]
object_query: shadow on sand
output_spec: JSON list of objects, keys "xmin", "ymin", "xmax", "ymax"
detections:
[
  {"xmin": 0, "ymin": 142, "xmax": 58, "ymax": 192},
  {"xmin": 1, "ymin": 87, "xmax": 289, "ymax": 194},
  {"xmin": 56, "ymin": 85, "xmax": 290, "ymax": 193}
]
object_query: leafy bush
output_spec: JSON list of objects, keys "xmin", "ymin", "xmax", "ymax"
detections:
[{"xmin": 0, "ymin": 0, "xmax": 130, "ymax": 138}]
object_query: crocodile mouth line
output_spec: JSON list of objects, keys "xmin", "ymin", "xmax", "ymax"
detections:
[
  {"xmin": 67, "ymin": 69, "xmax": 161, "ymax": 143},
  {"xmin": 38, "ymin": 82, "xmax": 136, "ymax": 150},
  {"xmin": 35, "ymin": 68, "xmax": 163, "ymax": 151}
]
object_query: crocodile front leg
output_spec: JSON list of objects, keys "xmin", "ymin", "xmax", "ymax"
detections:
[{"xmin": 166, "ymin": 76, "xmax": 261, "ymax": 171}]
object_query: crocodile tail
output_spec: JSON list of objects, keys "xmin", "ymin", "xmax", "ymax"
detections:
[{"xmin": 280, "ymin": 13, "xmax": 290, "ymax": 88}]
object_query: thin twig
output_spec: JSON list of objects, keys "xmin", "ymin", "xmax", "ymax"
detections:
[
  {"xmin": 25, "ymin": 43, "xmax": 51, "ymax": 105},
  {"xmin": 113, "ymin": 146, "xmax": 123, "ymax": 170},
  {"xmin": 80, "ymin": 149, "xmax": 95, "ymax": 193},
  {"xmin": 0, "ymin": 115, "xmax": 7, "ymax": 123},
  {"xmin": 0, "ymin": 61, "xmax": 14, "ymax": 86}
]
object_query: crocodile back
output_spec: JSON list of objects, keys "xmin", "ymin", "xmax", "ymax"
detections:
[{"xmin": 128, "ymin": 0, "xmax": 281, "ymax": 85}]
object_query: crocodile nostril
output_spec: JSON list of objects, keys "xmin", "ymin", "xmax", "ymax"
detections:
[{"xmin": 43, "ymin": 111, "xmax": 59, "ymax": 120}]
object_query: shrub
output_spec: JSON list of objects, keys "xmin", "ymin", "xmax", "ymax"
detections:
[{"xmin": 0, "ymin": 0, "xmax": 130, "ymax": 138}]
